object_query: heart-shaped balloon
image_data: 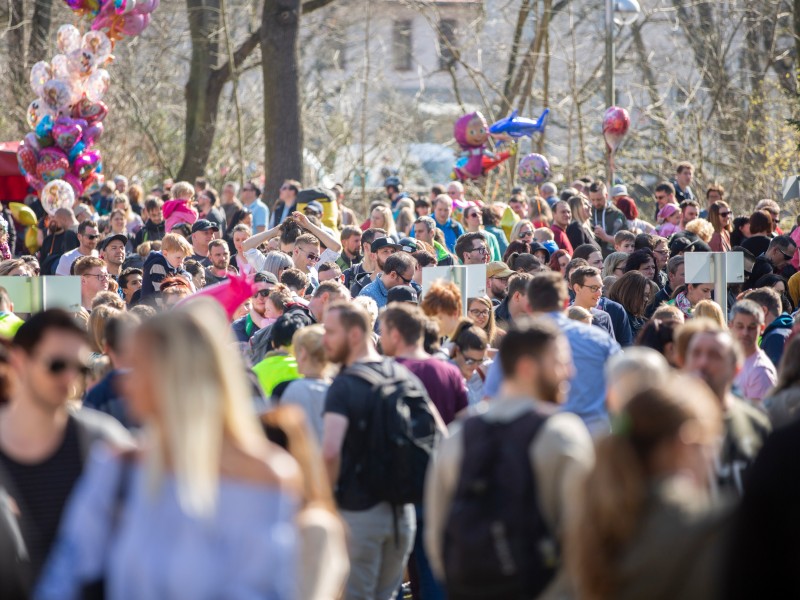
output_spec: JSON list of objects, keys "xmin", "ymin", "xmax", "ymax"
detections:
[
  {"xmin": 602, "ymin": 106, "xmax": 630, "ymax": 152},
  {"xmin": 17, "ymin": 142, "xmax": 39, "ymax": 175},
  {"xmin": 41, "ymin": 180, "xmax": 76, "ymax": 216},
  {"xmin": 82, "ymin": 121, "xmax": 104, "ymax": 146},
  {"xmin": 36, "ymin": 147, "xmax": 70, "ymax": 183},
  {"xmin": 52, "ymin": 117, "xmax": 84, "ymax": 152},
  {"xmin": 30, "ymin": 61, "xmax": 52, "ymax": 97},
  {"xmin": 25, "ymin": 173, "xmax": 45, "ymax": 192},
  {"xmin": 71, "ymin": 98, "xmax": 108, "ymax": 124},
  {"xmin": 72, "ymin": 149, "xmax": 102, "ymax": 178},
  {"xmin": 57, "ymin": 24, "xmax": 82, "ymax": 54}
]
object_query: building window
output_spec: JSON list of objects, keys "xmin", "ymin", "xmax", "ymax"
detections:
[
  {"xmin": 393, "ymin": 19, "xmax": 413, "ymax": 72},
  {"xmin": 438, "ymin": 19, "xmax": 458, "ymax": 69}
]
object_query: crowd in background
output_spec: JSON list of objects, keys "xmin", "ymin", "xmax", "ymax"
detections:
[{"xmin": 0, "ymin": 164, "xmax": 799, "ymax": 599}]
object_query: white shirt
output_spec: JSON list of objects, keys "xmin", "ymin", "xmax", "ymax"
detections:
[{"xmin": 55, "ymin": 248, "xmax": 99, "ymax": 276}]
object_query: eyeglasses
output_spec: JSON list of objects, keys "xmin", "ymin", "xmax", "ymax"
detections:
[
  {"xmin": 43, "ymin": 357, "xmax": 89, "ymax": 376},
  {"xmin": 519, "ymin": 230, "xmax": 534, "ymax": 238},
  {"xmin": 469, "ymin": 246, "xmax": 489, "ymax": 255},
  {"xmin": 82, "ymin": 272, "xmax": 110, "ymax": 281},
  {"xmin": 654, "ymin": 248, "xmax": 669, "ymax": 256},
  {"xmin": 580, "ymin": 284, "xmax": 603, "ymax": 293},
  {"xmin": 469, "ymin": 308, "xmax": 490, "ymax": 319}
]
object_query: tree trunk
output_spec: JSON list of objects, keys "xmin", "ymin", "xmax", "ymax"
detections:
[
  {"xmin": 8, "ymin": 0, "xmax": 26, "ymax": 115},
  {"xmin": 176, "ymin": 0, "xmax": 221, "ymax": 182},
  {"xmin": 28, "ymin": 0, "xmax": 54, "ymax": 65},
  {"xmin": 261, "ymin": 0, "xmax": 303, "ymax": 206}
]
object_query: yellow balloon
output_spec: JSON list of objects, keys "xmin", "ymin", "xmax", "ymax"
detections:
[
  {"xmin": 10, "ymin": 203, "xmax": 37, "ymax": 227},
  {"xmin": 25, "ymin": 226, "xmax": 40, "ymax": 254},
  {"xmin": 500, "ymin": 206, "xmax": 520, "ymax": 239}
]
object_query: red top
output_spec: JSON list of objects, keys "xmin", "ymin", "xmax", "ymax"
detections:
[{"xmin": 551, "ymin": 224, "xmax": 574, "ymax": 254}]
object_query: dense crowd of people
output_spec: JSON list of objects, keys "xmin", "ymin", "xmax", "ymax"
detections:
[{"xmin": 0, "ymin": 165, "xmax": 799, "ymax": 599}]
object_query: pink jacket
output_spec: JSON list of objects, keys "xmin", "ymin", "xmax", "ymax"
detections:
[{"xmin": 163, "ymin": 199, "xmax": 198, "ymax": 233}]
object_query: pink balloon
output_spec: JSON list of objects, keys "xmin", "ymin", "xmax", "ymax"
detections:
[
  {"xmin": 64, "ymin": 174, "xmax": 84, "ymax": 196},
  {"xmin": 602, "ymin": 106, "xmax": 630, "ymax": 152},
  {"xmin": 177, "ymin": 272, "xmax": 257, "ymax": 320},
  {"xmin": 82, "ymin": 121, "xmax": 104, "ymax": 146},
  {"xmin": 52, "ymin": 117, "xmax": 84, "ymax": 152},
  {"xmin": 120, "ymin": 13, "xmax": 147, "ymax": 36},
  {"xmin": 71, "ymin": 98, "xmax": 108, "ymax": 124},
  {"xmin": 36, "ymin": 147, "xmax": 70, "ymax": 182},
  {"xmin": 25, "ymin": 173, "xmax": 45, "ymax": 192},
  {"xmin": 72, "ymin": 149, "xmax": 102, "ymax": 178}
]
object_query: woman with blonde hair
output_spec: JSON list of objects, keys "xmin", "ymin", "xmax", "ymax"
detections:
[
  {"xmin": 509, "ymin": 219, "xmax": 535, "ymax": 244},
  {"xmin": 87, "ymin": 304, "xmax": 121, "ymax": 354},
  {"xmin": 683, "ymin": 218, "xmax": 714, "ymax": 243},
  {"xmin": 37, "ymin": 299, "xmax": 301, "ymax": 598},
  {"xmin": 693, "ymin": 299, "xmax": 727, "ymax": 328},
  {"xmin": 569, "ymin": 376, "xmax": 725, "ymax": 600},
  {"xmin": 261, "ymin": 405, "xmax": 349, "ymax": 600},
  {"xmin": 708, "ymin": 201, "xmax": 733, "ymax": 252},
  {"xmin": 602, "ymin": 251, "xmax": 629, "ymax": 279},
  {"xmin": 370, "ymin": 204, "xmax": 398, "ymax": 240},
  {"xmin": 395, "ymin": 198, "xmax": 416, "ymax": 236}
]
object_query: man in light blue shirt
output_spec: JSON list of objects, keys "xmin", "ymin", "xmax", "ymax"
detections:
[
  {"xmin": 484, "ymin": 271, "xmax": 620, "ymax": 435},
  {"xmin": 358, "ymin": 252, "xmax": 416, "ymax": 310},
  {"xmin": 240, "ymin": 181, "xmax": 270, "ymax": 232}
]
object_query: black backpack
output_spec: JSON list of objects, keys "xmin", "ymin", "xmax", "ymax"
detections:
[
  {"xmin": 443, "ymin": 411, "xmax": 557, "ymax": 600},
  {"xmin": 346, "ymin": 361, "xmax": 439, "ymax": 505}
]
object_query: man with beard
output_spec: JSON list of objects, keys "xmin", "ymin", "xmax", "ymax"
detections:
[
  {"xmin": 424, "ymin": 316, "xmax": 594, "ymax": 599},
  {"xmin": 486, "ymin": 261, "xmax": 514, "ymax": 305},
  {"xmin": 39, "ymin": 208, "xmax": 80, "ymax": 274},
  {"xmin": 335, "ymin": 226, "xmax": 363, "ymax": 271},
  {"xmin": 588, "ymin": 182, "xmax": 626, "ymax": 257},
  {"xmin": 55, "ymin": 220, "xmax": 100, "ymax": 276},
  {"xmin": 321, "ymin": 302, "xmax": 434, "ymax": 599},
  {"xmin": 203, "ymin": 239, "xmax": 236, "ymax": 286},
  {"xmin": 99, "ymin": 234, "xmax": 127, "ymax": 280},
  {"xmin": 232, "ymin": 271, "xmax": 278, "ymax": 343},
  {"xmin": 684, "ymin": 327, "xmax": 771, "ymax": 496}
]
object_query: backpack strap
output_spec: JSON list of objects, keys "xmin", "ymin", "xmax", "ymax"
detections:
[{"xmin": 344, "ymin": 361, "xmax": 389, "ymax": 387}]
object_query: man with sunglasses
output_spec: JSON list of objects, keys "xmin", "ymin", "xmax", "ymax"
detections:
[
  {"xmin": 232, "ymin": 271, "xmax": 279, "ymax": 343},
  {"xmin": 746, "ymin": 235, "xmax": 798, "ymax": 289},
  {"xmin": 55, "ymin": 220, "xmax": 100, "ymax": 276},
  {"xmin": 0, "ymin": 310, "xmax": 132, "ymax": 593},
  {"xmin": 358, "ymin": 252, "xmax": 417, "ymax": 310}
]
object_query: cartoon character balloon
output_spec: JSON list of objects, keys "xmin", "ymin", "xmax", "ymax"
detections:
[
  {"xmin": 41, "ymin": 180, "xmax": 76, "ymax": 216},
  {"xmin": 517, "ymin": 153, "xmax": 551, "ymax": 186},
  {"xmin": 603, "ymin": 106, "xmax": 630, "ymax": 152},
  {"xmin": 453, "ymin": 111, "xmax": 512, "ymax": 181}
]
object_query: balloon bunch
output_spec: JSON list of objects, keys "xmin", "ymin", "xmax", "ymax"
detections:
[
  {"xmin": 65, "ymin": 0, "xmax": 159, "ymax": 41},
  {"xmin": 17, "ymin": 1, "xmax": 158, "ymax": 217},
  {"xmin": 17, "ymin": 25, "xmax": 112, "ymax": 211}
]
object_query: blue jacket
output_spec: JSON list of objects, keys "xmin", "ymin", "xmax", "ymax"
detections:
[
  {"xmin": 436, "ymin": 218, "xmax": 465, "ymax": 252},
  {"xmin": 761, "ymin": 313, "xmax": 793, "ymax": 367},
  {"xmin": 84, "ymin": 370, "xmax": 135, "ymax": 429},
  {"xmin": 597, "ymin": 297, "xmax": 634, "ymax": 347}
]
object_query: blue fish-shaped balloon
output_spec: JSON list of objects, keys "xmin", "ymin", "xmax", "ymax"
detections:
[{"xmin": 489, "ymin": 108, "xmax": 550, "ymax": 138}]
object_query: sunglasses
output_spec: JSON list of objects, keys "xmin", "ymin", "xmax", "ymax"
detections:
[
  {"xmin": 519, "ymin": 230, "xmax": 534, "ymax": 238},
  {"xmin": 396, "ymin": 272, "xmax": 413, "ymax": 285},
  {"xmin": 462, "ymin": 356, "xmax": 483, "ymax": 366},
  {"xmin": 44, "ymin": 357, "xmax": 89, "ymax": 376},
  {"xmin": 253, "ymin": 289, "xmax": 270, "ymax": 298},
  {"xmin": 719, "ymin": 211, "xmax": 731, "ymax": 217},
  {"xmin": 86, "ymin": 234, "xmax": 100, "ymax": 240},
  {"xmin": 778, "ymin": 248, "xmax": 795, "ymax": 260},
  {"xmin": 305, "ymin": 252, "xmax": 320, "ymax": 263}
]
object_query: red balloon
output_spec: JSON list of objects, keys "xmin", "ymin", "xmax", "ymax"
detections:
[
  {"xmin": 602, "ymin": 106, "xmax": 630, "ymax": 152},
  {"xmin": 17, "ymin": 143, "xmax": 39, "ymax": 176},
  {"xmin": 71, "ymin": 98, "xmax": 108, "ymax": 124}
]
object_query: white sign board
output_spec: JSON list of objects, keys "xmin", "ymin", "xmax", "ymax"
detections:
[
  {"xmin": 0, "ymin": 276, "xmax": 82, "ymax": 313},
  {"xmin": 421, "ymin": 264, "xmax": 487, "ymax": 317},
  {"xmin": 782, "ymin": 176, "xmax": 800, "ymax": 202},
  {"xmin": 684, "ymin": 252, "xmax": 745, "ymax": 284}
]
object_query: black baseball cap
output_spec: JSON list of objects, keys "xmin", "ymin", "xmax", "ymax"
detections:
[
  {"xmin": 254, "ymin": 271, "xmax": 279, "ymax": 286},
  {"xmin": 99, "ymin": 234, "xmax": 128, "ymax": 251},
  {"xmin": 191, "ymin": 219, "xmax": 219, "ymax": 233},
  {"xmin": 370, "ymin": 237, "xmax": 402, "ymax": 253},
  {"xmin": 387, "ymin": 285, "xmax": 418, "ymax": 304},
  {"xmin": 398, "ymin": 237, "xmax": 419, "ymax": 253}
]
